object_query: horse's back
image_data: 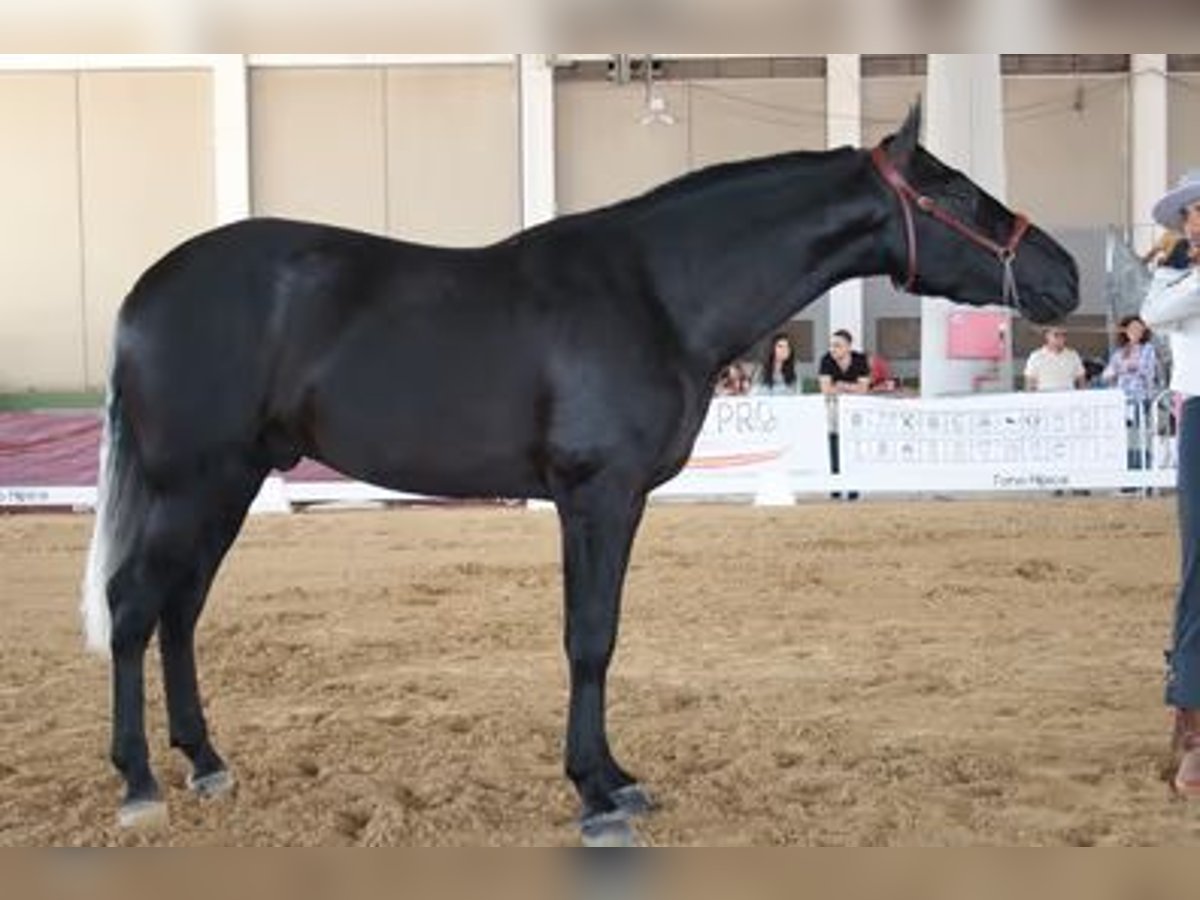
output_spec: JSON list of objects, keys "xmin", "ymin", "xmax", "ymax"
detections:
[{"xmin": 122, "ymin": 218, "xmax": 404, "ymax": 316}]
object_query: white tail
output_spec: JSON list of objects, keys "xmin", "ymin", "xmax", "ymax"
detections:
[{"xmin": 80, "ymin": 390, "xmax": 116, "ymax": 655}]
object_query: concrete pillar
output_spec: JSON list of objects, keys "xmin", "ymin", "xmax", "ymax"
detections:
[
  {"xmin": 212, "ymin": 54, "xmax": 250, "ymax": 224},
  {"xmin": 1131, "ymin": 54, "xmax": 1169, "ymax": 256},
  {"xmin": 518, "ymin": 54, "xmax": 557, "ymax": 229},
  {"xmin": 920, "ymin": 54, "xmax": 1012, "ymax": 396},
  {"xmin": 826, "ymin": 54, "xmax": 864, "ymax": 348}
]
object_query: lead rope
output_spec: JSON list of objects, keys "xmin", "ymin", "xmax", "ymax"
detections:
[{"xmin": 1001, "ymin": 251, "xmax": 1021, "ymax": 309}]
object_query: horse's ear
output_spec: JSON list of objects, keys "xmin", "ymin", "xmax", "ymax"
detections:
[{"xmin": 888, "ymin": 99, "xmax": 922, "ymax": 165}]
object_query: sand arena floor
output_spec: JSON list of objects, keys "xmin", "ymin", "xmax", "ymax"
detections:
[{"xmin": 2, "ymin": 497, "xmax": 1199, "ymax": 846}]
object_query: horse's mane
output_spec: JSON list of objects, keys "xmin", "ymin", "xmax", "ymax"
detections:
[
  {"xmin": 516, "ymin": 146, "xmax": 861, "ymax": 244},
  {"xmin": 634, "ymin": 149, "xmax": 829, "ymax": 204}
]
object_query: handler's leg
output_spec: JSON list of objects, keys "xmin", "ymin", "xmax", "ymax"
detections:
[{"xmin": 1168, "ymin": 397, "xmax": 1200, "ymax": 794}]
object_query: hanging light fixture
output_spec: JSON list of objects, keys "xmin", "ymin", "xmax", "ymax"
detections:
[{"xmin": 638, "ymin": 54, "xmax": 676, "ymax": 126}]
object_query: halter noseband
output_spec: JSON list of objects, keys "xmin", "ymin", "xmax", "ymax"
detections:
[{"xmin": 870, "ymin": 145, "xmax": 1030, "ymax": 305}]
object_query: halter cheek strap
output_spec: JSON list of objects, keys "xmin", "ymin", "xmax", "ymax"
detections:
[
  {"xmin": 870, "ymin": 145, "xmax": 1031, "ymax": 306},
  {"xmin": 871, "ymin": 146, "xmax": 920, "ymax": 292}
]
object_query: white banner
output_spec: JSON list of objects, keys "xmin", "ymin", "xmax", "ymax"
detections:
[
  {"xmin": 837, "ymin": 389, "xmax": 1131, "ymax": 492},
  {"xmin": 654, "ymin": 396, "xmax": 831, "ymax": 500},
  {"xmin": 1, "ymin": 391, "xmax": 1177, "ymax": 509}
]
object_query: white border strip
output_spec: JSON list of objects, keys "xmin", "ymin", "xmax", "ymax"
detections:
[
  {"xmin": 281, "ymin": 481, "xmax": 426, "ymax": 504},
  {"xmin": 0, "ymin": 486, "xmax": 97, "ymax": 507},
  {"xmin": 0, "ymin": 468, "xmax": 1179, "ymax": 511}
]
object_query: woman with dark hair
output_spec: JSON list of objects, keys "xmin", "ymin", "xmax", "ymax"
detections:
[
  {"xmin": 1102, "ymin": 315, "xmax": 1158, "ymax": 403},
  {"xmin": 1102, "ymin": 315, "xmax": 1160, "ymax": 469},
  {"xmin": 715, "ymin": 361, "xmax": 751, "ymax": 396},
  {"xmin": 755, "ymin": 332, "xmax": 799, "ymax": 395}
]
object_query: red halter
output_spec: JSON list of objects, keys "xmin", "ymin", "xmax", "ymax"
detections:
[{"xmin": 870, "ymin": 145, "xmax": 1030, "ymax": 302}]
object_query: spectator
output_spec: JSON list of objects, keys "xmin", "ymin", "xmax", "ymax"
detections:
[
  {"xmin": 868, "ymin": 352, "xmax": 897, "ymax": 393},
  {"xmin": 755, "ymin": 332, "xmax": 800, "ymax": 395},
  {"xmin": 1102, "ymin": 315, "xmax": 1160, "ymax": 470},
  {"xmin": 715, "ymin": 362, "xmax": 751, "ymax": 396},
  {"xmin": 1140, "ymin": 168, "xmax": 1200, "ymax": 796},
  {"xmin": 1023, "ymin": 327, "xmax": 1085, "ymax": 391},
  {"xmin": 1102, "ymin": 315, "xmax": 1159, "ymax": 403},
  {"xmin": 1081, "ymin": 357, "xmax": 1107, "ymax": 388},
  {"xmin": 819, "ymin": 330, "xmax": 870, "ymax": 501},
  {"xmin": 818, "ymin": 330, "xmax": 871, "ymax": 396}
]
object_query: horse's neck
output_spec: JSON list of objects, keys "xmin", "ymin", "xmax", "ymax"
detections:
[{"xmin": 636, "ymin": 150, "xmax": 893, "ymax": 369}]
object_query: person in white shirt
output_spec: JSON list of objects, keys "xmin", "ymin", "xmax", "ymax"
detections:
[
  {"xmin": 1023, "ymin": 327, "xmax": 1085, "ymax": 391},
  {"xmin": 1141, "ymin": 169, "xmax": 1200, "ymax": 797}
]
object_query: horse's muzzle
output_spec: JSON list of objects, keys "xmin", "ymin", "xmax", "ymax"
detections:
[{"xmin": 1016, "ymin": 242, "xmax": 1080, "ymax": 325}]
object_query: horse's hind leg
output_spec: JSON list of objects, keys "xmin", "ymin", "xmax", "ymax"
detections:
[
  {"xmin": 109, "ymin": 459, "xmax": 264, "ymax": 826},
  {"xmin": 159, "ymin": 461, "xmax": 266, "ymax": 798},
  {"xmin": 159, "ymin": 598, "xmax": 229, "ymax": 797},
  {"xmin": 108, "ymin": 492, "xmax": 202, "ymax": 826}
]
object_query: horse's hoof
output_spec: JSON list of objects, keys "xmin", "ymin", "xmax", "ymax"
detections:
[
  {"xmin": 580, "ymin": 810, "xmax": 639, "ymax": 847},
  {"xmin": 187, "ymin": 769, "xmax": 235, "ymax": 799},
  {"xmin": 610, "ymin": 784, "xmax": 654, "ymax": 818},
  {"xmin": 117, "ymin": 799, "xmax": 169, "ymax": 830}
]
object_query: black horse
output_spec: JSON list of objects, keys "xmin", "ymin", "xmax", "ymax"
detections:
[{"xmin": 81, "ymin": 105, "xmax": 1077, "ymax": 844}]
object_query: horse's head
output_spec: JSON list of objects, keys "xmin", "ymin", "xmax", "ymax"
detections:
[{"xmin": 874, "ymin": 104, "xmax": 1079, "ymax": 325}]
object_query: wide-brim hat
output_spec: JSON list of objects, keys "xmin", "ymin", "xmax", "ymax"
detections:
[{"xmin": 1153, "ymin": 170, "xmax": 1200, "ymax": 230}]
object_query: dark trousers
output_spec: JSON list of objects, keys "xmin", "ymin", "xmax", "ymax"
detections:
[
  {"xmin": 1168, "ymin": 397, "xmax": 1200, "ymax": 708},
  {"xmin": 1127, "ymin": 399, "xmax": 1151, "ymax": 471},
  {"xmin": 828, "ymin": 433, "xmax": 859, "ymax": 501}
]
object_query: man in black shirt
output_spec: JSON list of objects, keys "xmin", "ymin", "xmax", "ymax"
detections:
[
  {"xmin": 818, "ymin": 329, "xmax": 870, "ymax": 500},
  {"xmin": 818, "ymin": 329, "xmax": 872, "ymax": 393}
]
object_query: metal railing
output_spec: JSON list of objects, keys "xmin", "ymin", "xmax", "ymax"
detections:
[{"xmin": 1149, "ymin": 388, "xmax": 1179, "ymax": 471}]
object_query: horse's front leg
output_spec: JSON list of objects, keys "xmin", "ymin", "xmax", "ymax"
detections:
[{"xmin": 555, "ymin": 477, "xmax": 651, "ymax": 846}]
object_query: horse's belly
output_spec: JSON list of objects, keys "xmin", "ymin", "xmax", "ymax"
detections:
[
  {"xmin": 367, "ymin": 456, "xmax": 548, "ymax": 500},
  {"xmin": 307, "ymin": 410, "xmax": 548, "ymax": 500}
]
